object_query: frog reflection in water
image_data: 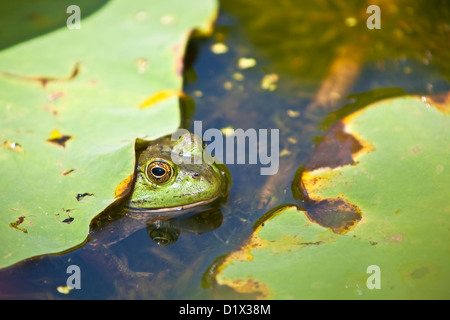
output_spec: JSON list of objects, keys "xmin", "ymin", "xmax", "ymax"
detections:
[{"xmin": 87, "ymin": 133, "xmax": 230, "ymax": 275}]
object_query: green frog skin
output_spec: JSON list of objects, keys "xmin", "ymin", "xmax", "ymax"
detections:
[{"xmin": 127, "ymin": 132, "xmax": 230, "ymax": 213}]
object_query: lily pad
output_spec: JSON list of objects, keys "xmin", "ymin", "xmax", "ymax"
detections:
[
  {"xmin": 0, "ymin": 0, "xmax": 218, "ymax": 268},
  {"xmin": 215, "ymin": 94, "xmax": 450, "ymax": 299}
]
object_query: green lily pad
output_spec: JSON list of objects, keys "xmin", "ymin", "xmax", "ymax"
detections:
[
  {"xmin": 0, "ymin": 0, "xmax": 218, "ymax": 268},
  {"xmin": 215, "ymin": 94, "xmax": 450, "ymax": 299}
]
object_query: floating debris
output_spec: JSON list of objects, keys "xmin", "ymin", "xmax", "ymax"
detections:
[
  {"xmin": 237, "ymin": 57, "xmax": 256, "ymax": 69},
  {"xmin": 223, "ymin": 81, "xmax": 233, "ymax": 90},
  {"xmin": 232, "ymin": 72, "xmax": 244, "ymax": 81},
  {"xmin": 220, "ymin": 126, "xmax": 235, "ymax": 137},
  {"xmin": 288, "ymin": 137, "xmax": 297, "ymax": 144},
  {"xmin": 287, "ymin": 109, "xmax": 300, "ymax": 118},
  {"xmin": 56, "ymin": 286, "xmax": 72, "ymax": 294},
  {"xmin": 261, "ymin": 73, "xmax": 279, "ymax": 91},
  {"xmin": 279, "ymin": 149, "xmax": 291, "ymax": 157},
  {"xmin": 193, "ymin": 90, "xmax": 203, "ymax": 97},
  {"xmin": 344, "ymin": 17, "xmax": 358, "ymax": 27},
  {"xmin": 210, "ymin": 42, "xmax": 228, "ymax": 54}
]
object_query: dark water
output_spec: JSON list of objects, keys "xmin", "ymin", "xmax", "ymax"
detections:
[{"xmin": 1, "ymin": 0, "xmax": 449, "ymax": 299}]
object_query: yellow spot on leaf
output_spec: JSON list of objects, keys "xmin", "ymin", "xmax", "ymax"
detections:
[
  {"xmin": 426, "ymin": 92, "xmax": 450, "ymax": 114},
  {"xmin": 301, "ymin": 169, "xmax": 342, "ymax": 201},
  {"xmin": 114, "ymin": 174, "xmax": 134, "ymax": 199},
  {"xmin": 217, "ymin": 277, "xmax": 271, "ymax": 299},
  {"xmin": 138, "ymin": 90, "xmax": 184, "ymax": 109}
]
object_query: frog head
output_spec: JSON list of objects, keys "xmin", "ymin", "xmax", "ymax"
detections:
[{"xmin": 127, "ymin": 133, "xmax": 230, "ymax": 212}]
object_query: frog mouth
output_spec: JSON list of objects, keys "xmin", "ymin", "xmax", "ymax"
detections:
[
  {"xmin": 126, "ymin": 195, "xmax": 222, "ymax": 214},
  {"xmin": 128, "ymin": 197, "xmax": 219, "ymax": 213}
]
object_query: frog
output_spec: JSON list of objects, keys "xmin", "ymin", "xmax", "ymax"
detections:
[
  {"xmin": 81, "ymin": 132, "xmax": 231, "ymax": 285},
  {"xmin": 89, "ymin": 132, "xmax": 231, "ymax": 247}
]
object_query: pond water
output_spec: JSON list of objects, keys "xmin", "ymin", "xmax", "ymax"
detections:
[{"xmin": 0, "ymin": 0, "xmax": 449, "ymax": 299}]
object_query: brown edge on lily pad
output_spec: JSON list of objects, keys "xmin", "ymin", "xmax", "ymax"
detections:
[
  {"xmin": 299, "ymin": 92, "xmax": 450, "ymax": 234},
  {"xmin": 114, "ymin": 174, "xmax": 135, "ymax": 199},
  {"xmin": 304, "ymin": 119, "xmax": 374, "ymax": 172},
  {"xmin": 212, "ymin": 205, "xmax": 301, "ymax": 299},
  {"xmin": 296, "ymin": 115, "xmax": 374, "ymax": 234},
  {"xmin": 421, "ymin": 92, "xmax": 450, "ymax": 114}
]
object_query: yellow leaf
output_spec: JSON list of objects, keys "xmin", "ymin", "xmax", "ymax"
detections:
[{"xmin": 138, "ymin": 90, "xmax": 183, "ymax": 109}]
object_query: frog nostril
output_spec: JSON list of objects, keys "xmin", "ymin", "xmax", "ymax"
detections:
[{"xmin": 192, "ymin": 173, "xmax": 200, "ymax": 179}]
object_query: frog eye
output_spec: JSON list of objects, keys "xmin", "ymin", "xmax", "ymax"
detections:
[{"xmin": 146, "ymin": 160, "xmax": 173, "ymax": 184}]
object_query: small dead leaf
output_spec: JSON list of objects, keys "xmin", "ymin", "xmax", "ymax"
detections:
[
  {"xmin": 46, "ymin": 129, "xmax": 72, "ymax": 148},
  {"xmin": 9, "ymin": 215, "xmax": 28, "ymax": 233},
  {"xmin": 2, "ymin": 141, "xmax": 24, "ymax": 153},
  {"xmin": 62, "ymin": 217, "xmax": 74, "ymax": 224},
  {"xmin": 75, "ymin": 193, "xmax": 94, "ymax": 201},
  {"xmin": 62, "ymin": 169, "xmax": 75, "ymax": 176}
]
